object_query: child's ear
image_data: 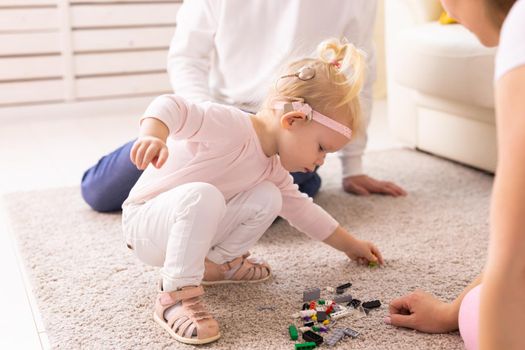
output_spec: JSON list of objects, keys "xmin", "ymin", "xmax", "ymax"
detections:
[{"xmin": 280, "ymin": 111, "xmax": 307, "ymax": 129}]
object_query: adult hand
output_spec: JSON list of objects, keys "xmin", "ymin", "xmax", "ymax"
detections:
[
  {"xmin": 343, "ymin": 174, "xmax": 407, "ymax": 197},
  {"xmin": 385, "ymin": 290, "xmax": 459, "ymax": 333},
  {"xmin": 130, "ymin": 136, "xmax": 169, "ymax": 170}
]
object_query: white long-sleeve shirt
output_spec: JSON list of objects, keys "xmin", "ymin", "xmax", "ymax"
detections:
[
  {"xmin": 167, "ymin": 0, "xmax": 377, "ymax": 177},
  {"xmin": 123, "ymin": 95, "xmax": 339, "ymax": 241}
]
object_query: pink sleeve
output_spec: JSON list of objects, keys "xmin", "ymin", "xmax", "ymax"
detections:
[
  {"xmin": 141, "ymin": 94, "xmax": 249, "ymax": 143},
  {"xmin": 272, "ymin": 167, "xmax": 339, "ymax": 241}
]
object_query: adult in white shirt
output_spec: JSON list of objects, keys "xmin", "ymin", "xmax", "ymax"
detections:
[
  {"xmin": 80, "ymin": 0, "xmax": 406, "ymax": 213},
  {"xmin": 386, "ymin": 0, "xmax": 525, "ymax": 348}
]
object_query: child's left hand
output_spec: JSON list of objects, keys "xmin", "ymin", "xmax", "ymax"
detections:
[{"xmin": 345, "ymin": 238, "xmax": 384, "ymax": 266}]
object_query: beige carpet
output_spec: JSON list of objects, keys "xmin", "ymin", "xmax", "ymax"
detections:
[{"xmin": 3, "ymin": 149, "xmax": 493, "ymax": 349}]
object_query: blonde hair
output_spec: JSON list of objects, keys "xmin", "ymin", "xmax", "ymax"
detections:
[{"xmin": 263, "ymin": 38, "xmax": 367, "ymax": 137}]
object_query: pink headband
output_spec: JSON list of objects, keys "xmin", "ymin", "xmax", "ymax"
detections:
[{"xmin": 274, "ymin": 101, "xmax": 352, "ymax": 140}]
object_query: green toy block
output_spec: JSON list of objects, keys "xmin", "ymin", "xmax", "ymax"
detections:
[
  {"xmin": 294, "ymin": 341, "xmax": 316, "ymax": 350},
  {"xmin": 289, "ymin": 324, "xmax": 298, "ymax": 340}
]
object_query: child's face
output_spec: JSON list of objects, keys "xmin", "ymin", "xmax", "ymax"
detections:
[{"xmin": 277, "ymin": 114, "xmax": 349, "ymax": 173}]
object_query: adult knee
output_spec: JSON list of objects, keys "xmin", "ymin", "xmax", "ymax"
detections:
[{"xmin": 81, "ymin": 171, "xmax": 118, "ymax": 212}]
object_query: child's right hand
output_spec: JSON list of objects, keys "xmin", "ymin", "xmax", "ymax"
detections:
[{"xmin": 130, "ymin": 136, "xmax": 169, "ymax": 170}]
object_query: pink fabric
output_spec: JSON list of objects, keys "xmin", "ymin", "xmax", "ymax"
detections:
[
  {"xmin": 123, "ymin": 94, "xmax": 339, "ymax": 241},
  {"xmin": 274, "ymin": 101, "xmax": 353, "ymax": 139},
  {"xmin": 459, "ymin": 284, "xmax": 482, "ymax": 350}
]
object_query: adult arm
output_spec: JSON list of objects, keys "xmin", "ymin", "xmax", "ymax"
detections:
[
  {"xmin": 386, "ymin": 274, "xmax": 483, "ymax": 333},
  {"xmin": 479, "ymin": 65, "xmax": 525, "ymax": 349},
  {"xmin": 167, "ymin": 0, "xmax": 220, "ymax": 102},
  {"xmin": 339, "ymin": 2, "xmax": 406, "ymax": 197}
]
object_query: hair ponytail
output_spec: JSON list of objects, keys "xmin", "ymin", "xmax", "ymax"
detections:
[
  {"xmin": 264, "ymin": 38, "xmax": 368, "ymax": 138},
  {"xmin": 317, "ymin": 38, "xmax": 366, "ymax": 107}
]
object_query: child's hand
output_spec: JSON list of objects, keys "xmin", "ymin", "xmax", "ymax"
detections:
[
  {"xmin": 345, "ymin": 238, "xmax": 384, "ymax": 266},
  {"xmin": 130, "ymin": 136, "xmax": 169, "ymax": 170}
]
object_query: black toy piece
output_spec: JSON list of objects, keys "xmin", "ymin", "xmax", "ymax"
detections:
[
  {"xmin": 335, "ymin": 282, "xmax": 352, "ymax": 294},
  {"xmin": 302, "ymin": 330, "xmax": 324, "ymax": 346},
  {"xmin": 347, "ymin": 299, "xmax": 361, "ymax": 309},
  {"xmin": 362, "ymin": 300, "xmax": 381, "ymax": 309}
]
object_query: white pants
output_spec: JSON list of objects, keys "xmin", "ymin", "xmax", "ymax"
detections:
[{"xmin": 122, "ymin": 181, "xmax": 281, "ymax": 290}]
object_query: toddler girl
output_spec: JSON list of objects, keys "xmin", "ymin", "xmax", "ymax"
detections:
[{"xmin": 122, "ymin": 38, "xmax": 384, "ymax": 345}]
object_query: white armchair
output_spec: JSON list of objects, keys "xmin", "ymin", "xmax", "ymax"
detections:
[{"xmin": 385, "ymin": 0, "xmax": 497, "ymax": 172}]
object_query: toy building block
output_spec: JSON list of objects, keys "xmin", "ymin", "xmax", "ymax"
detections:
[
  {"xmin": 326, "ymin": 286, "xmax": 335, "ymax": 293},
  {"xmin": 302, "ymin": 330, "xmax": 324, "ymax": 346},
  {"xmin": 294, "ymin": 342, "xmax": 317, "ymax": 350},
  {"xmin": 335, "ymin": 282, "xmax": 352, "ymax": 294},
  {"xmin": 333, "ymin": 294, "xmax": 352, "ymax": 304},
  {"xmin": 343, "ymin": 327, "xmax": 360, "ymax": 339},
  {"xmin": 329, "ymin": 308, "xmax": 352, "ymax": 320},
  {"xmin": 325, "ymin": 328, "xmax": 346, "ymax": 347},
  {"xmin": 362, "ymin": 300, "xmax": 381, "ymax": 309},
  {"xmin": 257, "ymin": 306, "xmax": 275, "ymax": 311},
  {"xmin": 289, "ymin": 324, "xmax": 299, "ymax": 340},
  {"xmin": 332, "ymin": 304, "xmax": 344, "ymax": 313},
  {"xmin": 347, "ymin": 298, "xmax": 361, "ymax": 309},
  {"xmin": 316, "ymin": 311, "xmax": 328, "ymax": 322},
  {"xmin": 302, "ymin": 303, "xmax": 309, "ymax": 310},
  {"xmin": 303, "ymin": 288, "xmax": 321, "ymax": 302},
  {"xmin": 304, "ymin": 321, "xmax": 314, "ymax": 327},
  {"xmin": 300, "ymin": 309, "xmax": 316, "ymax": 318},
  {"xmin": 368, "ymin": 261, "xmax": 379, "ymax": 268},
  {"xmin": 299, "ymin": 326, "xmax": 312, "ymax": 333},
  {"xmin": 350, "ymin": 306, "xmax": 367, "ymax": 319}
]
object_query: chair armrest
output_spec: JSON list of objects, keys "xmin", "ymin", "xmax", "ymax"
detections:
[
  {"xmin": 385, "ymin": 0, "xmax": 443, "ymax": 79},
  {"xmin": 385, "ymin": 0, "xmax": 442, "ymax": 50}
]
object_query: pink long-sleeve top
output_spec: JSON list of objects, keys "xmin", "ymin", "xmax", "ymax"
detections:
[{"xmin": 123, "ymin": 94, "xmax": 339, "ymax": 241}]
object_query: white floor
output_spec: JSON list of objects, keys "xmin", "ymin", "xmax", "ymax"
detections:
[{"xmin": 0, "ymin": 99, "xmax": 399, "ymax": 349}]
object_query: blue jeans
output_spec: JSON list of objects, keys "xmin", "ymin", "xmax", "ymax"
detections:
[{"xmin": 81, "ymin": 140, "xmax": 321, "ymax": 212}]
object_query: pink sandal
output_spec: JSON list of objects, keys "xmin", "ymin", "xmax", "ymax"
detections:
[
  {"xmin": 153, "ymin": 285, "xmax": 220, "ymax": 344},
  {"xmin": 202, "ymin": 253, "xmax": 271, "ymax": 285}
]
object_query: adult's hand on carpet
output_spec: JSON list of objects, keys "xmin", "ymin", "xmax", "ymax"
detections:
[
  {"xmin": 343, "ymin": 174, "xmax": 407, "ymax": 197},
  {"xmin": 385, "ymin": 290, "xmax": 459, "ymax": 333}
]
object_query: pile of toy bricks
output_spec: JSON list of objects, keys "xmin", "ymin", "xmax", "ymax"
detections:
[{"xmin": 288, "ymin": 283, "xmax": 381, "ymax": 348}]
